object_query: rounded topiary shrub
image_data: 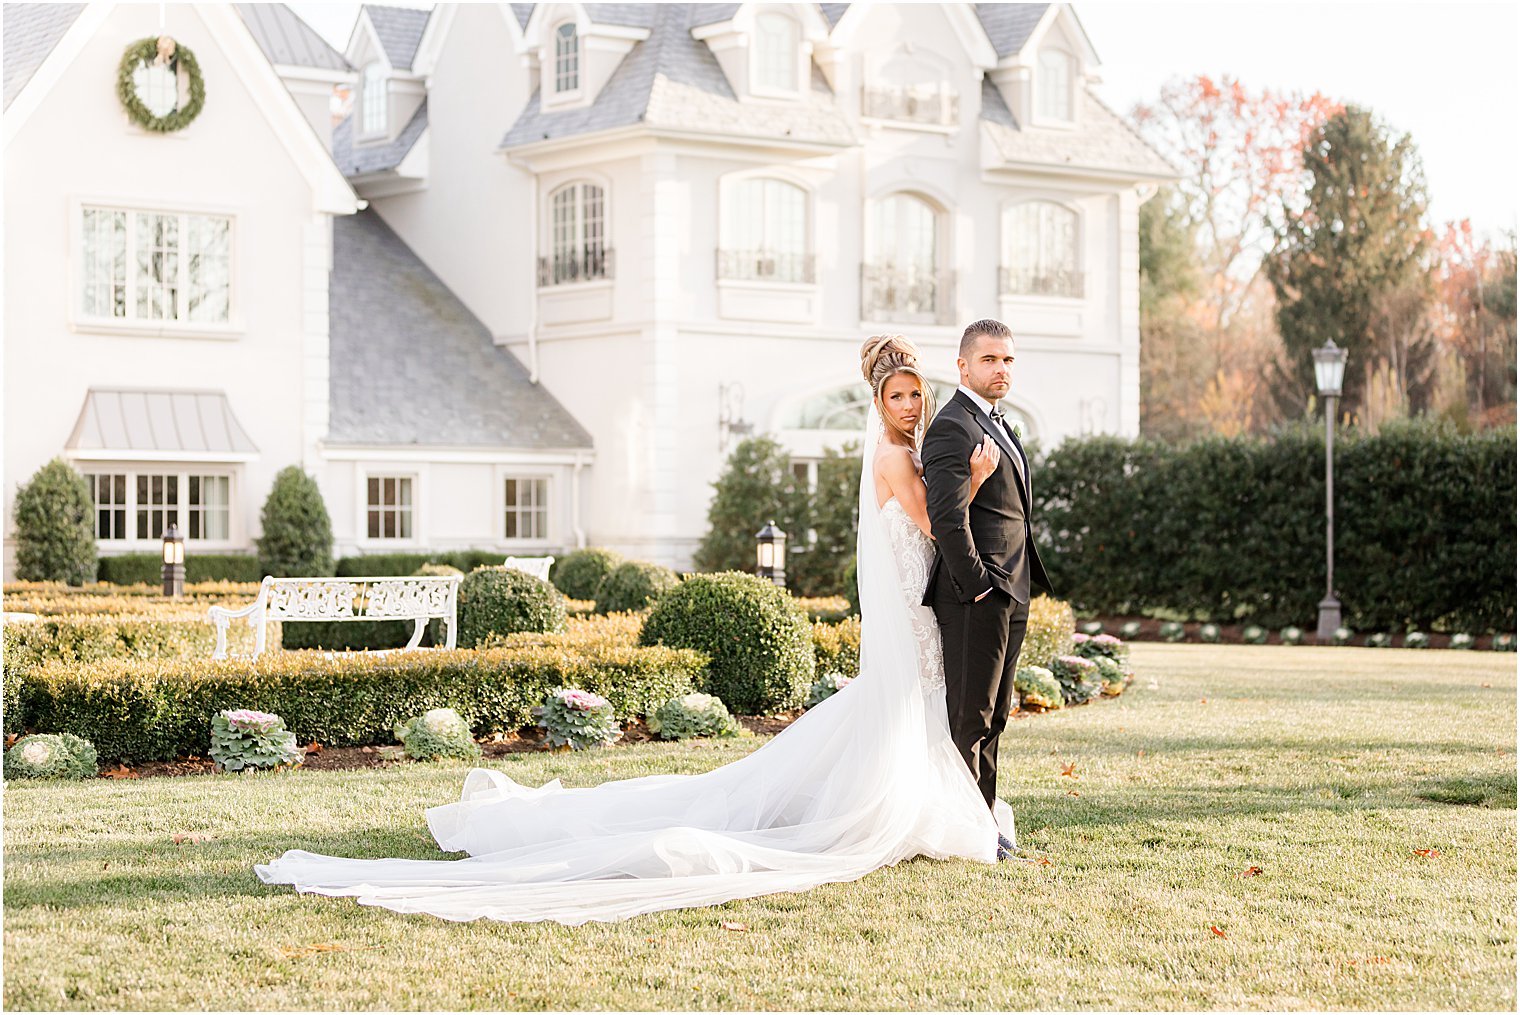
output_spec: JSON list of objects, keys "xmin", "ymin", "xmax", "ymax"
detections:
[
  {"xmin": 5, "ymin": 733, "xmax": 99, "ymax": 780},
  {"xmin": 456, "ymin": 566, "xmax": 566, "ymax": 648},
  {"xmin": 1021, "ymin": 594, "xmax": 1076, "ymax": 669},
  {"xmin": 639, "ymin": 572, "xmax": 814, "ymax": 714},
  {"xmin": 551, "ymin": 548, "xmax": 624, "ymax": 601},
  {"xmin": 13, "ymin": 458, "xmax": 97, "ymax": 585},
  {"xmin": 256, "ymin": 466, "xmax": 334, "ymax": 577},
  {"xmin": 595, "ymin": 560, "xmax": 680, "ymax": 614}
]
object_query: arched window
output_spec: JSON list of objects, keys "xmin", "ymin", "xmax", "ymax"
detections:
[
  {"xmin": 753, "ymin": 13, "xmax": 799, "ymax": 93},
  {"xmin": 1037, "ymin": 50, "xmax": 1074, "ymax": 122},
  {"xmin": 554, "ymin": 22, "xmax": 580, "ymax": 94},
  {"xmin": 864, "ymin": 193, "xmax": 944, "ymax": 322},
  {"xmin": 361, "ymin": 62, "xmax": 387, "ymax": 134},
  {"xmin": 1001, "ymin": 201, "xmax": 1081, "ymax": 297},
  {"xmin": 719, "ymin": 178, "xmax": 812, "ymax": 283},
  {"xmin": 543, "ymin": 182, "xmax": 608, "ymax": 285}
]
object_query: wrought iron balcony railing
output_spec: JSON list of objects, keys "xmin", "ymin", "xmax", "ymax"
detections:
[
  {"xmin": 537, "ymin": 246, "xmax": 614, "ymax": 287},
  {"xmin": 999, "ymin": 266, "xmax": 1084, "ymax": 299},
  {"xmin": 860, "ymin": 263, "xmax": 956, "ymax": 325},
  {"xmin": 862, "ymin": 84, "xmax": 959, "ymax": 126},
  {"xmin": 715, "ymin": 249, "xmax": 817, "ymax": 285}
]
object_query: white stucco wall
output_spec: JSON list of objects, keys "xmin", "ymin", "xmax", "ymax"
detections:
[{"xmin": 2, "ymin": 4, "xmax": 339, "ymax": 578}]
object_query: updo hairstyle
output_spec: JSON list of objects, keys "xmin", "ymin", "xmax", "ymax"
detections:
[{"xmin": 859, "ymin": 334, "xmax": 936, "ymax": 443}]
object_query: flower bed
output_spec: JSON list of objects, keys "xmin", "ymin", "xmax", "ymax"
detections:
[{"xmin": 18, "ymin": 642, "xmax": 707, "ymax": 764}]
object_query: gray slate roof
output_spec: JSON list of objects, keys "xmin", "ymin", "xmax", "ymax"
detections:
[
  {"xmin": 818, "ymin": 4, "xmax": 849, "ymax": 29},
  {"xmin": 66, "ymin": 389, "xmax": 259, "ymax": 455},
  {"xmin": 363, "ymin": 3, "xmax": 430, "ymax": 70},
  {"xmin": 980, "ymin": 77, "xmax": 1176, "ymax": 178},
  {"xmin": 3, "ymin": 3, "xmax": 83, "ymax": 110},
  {"xmin": 502, "ymin": 3, "xmax": 854, "ymax": 150},
  {"xmin": 329, "ymin": 209, "xmax": 592, "ymax": 450},
  {"xmin": 974, "ymin": 3, "xmax": 1049, "ymax": 58},
  {"xmin": 332, "ymin": 99, "xmax": 428, "ymax": 176},
  {"xmin": 509, "ymin": 3, "xmax": 533, "ymax": 30},
  {"xmin": 235, "ymin": 4, "xmax": 351, "ymax": 71}
]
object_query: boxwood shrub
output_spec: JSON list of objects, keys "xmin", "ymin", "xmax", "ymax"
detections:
[
  {"xmin": 595, "ymin": 560, "xmax": 680, "ymax": 614},
  {"xmin": 336, "ymin": 550, "xmax": 503, "ymax": 578},
  {"xmin": 551, "ymin": 548, "xmax": 624, "ymax": 601},
  {"xmin": 20, "ymin": 642, "xmax": 706, "ymax": 764},
  {"xmin": 97, "ymin": 553, "xmax": 262, "ymax": 585},
  {"xmin": 1021, "ymin": 595, "xmax": 1076, "ymax": 669},
  {"xmin": 640, "ymin": 571, "xmax": 814, "ymax": 713},
  {"xmin": 457, "ymin": 567, "xmax": 566, "ymax": 648},
  {"xmin": 812, "ymin": 617, "xmax": 861, "ymax": 680}
]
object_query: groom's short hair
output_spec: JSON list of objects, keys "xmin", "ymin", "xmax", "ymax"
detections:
[{"xmin": 959, "ymin": 319, "xmax": 1012, "ymax": 358}]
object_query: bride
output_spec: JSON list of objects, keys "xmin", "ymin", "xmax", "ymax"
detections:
[{"xmin": 255, "ymin": 335, "xmax": 1015, "ymax": 925}]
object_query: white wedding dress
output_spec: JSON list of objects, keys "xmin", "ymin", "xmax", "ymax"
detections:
[{"xmin": 254, "ymin": 407, "xmax": 1014, "ymax": 924}]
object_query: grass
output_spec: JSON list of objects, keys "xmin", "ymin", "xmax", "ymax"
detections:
[{"xmin": 5, "ymin": 644, "xmax": 1515, "ymax": 1011}]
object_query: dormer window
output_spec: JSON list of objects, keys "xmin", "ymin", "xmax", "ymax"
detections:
[
  {"xmin": 554, "ymin": 22, "xmax": 580, "ymax": 94},
  {"xmin": 361, "ymin": 62, "xmax": 387, "ymax": 135},
  {"xmin": 753, "ymin": 13, "xmax": 799, "ymax": 95},
  {"xmin": 1036, "ymin": 50, "xmax": 1075, "ymax": 122}
]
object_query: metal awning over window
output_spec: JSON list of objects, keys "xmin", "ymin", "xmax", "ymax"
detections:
[{"xmin": 65, "ymin": 389, "xmax": 259, "ymax": 461}]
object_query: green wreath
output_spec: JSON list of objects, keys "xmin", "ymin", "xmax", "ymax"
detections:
[{"xmin": 116, "ymin": 36, "xmax": 205, "ymax": 132}]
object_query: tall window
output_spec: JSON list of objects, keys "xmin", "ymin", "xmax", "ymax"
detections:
[
  {"xmin": 361, "ymin": 62, "xmax": 387, "ymax": 134},
  {"xmin": 188, "ymin": 475, "xmax": 230, "ymax": 541},
  {"xmin": 504, "ymin": 478, "xmax": 548, "ymax": 540},
  {"xmin": 864, "ymin": 193, "xmax": 943, "ymax": 320},
  {"xmin": 1037, "ymin": 50, "xmax": 1074, "ymax": 121},
  {"xmin": 86, "ymin": 473, "xmax": 128, "ymax": 541},
  {"xmin": 81, "ymin": 207, "xmax": 232, "ymax": 324},
  {"xmin": 1002, "ymin": 201, "xmax": 1081, "ymax": 298},
  {"xmin": 366, "ymin": 475, "xmax": 413, "ymax": 540},
  {"xmin": 135, "ymin": 474, "xmax": 179, "ymax": 540},
  {"xmin": 719, "ymin": 177, "xmax": 811, "ymax": 283},
  {"xmin": 554, "ymin": 22, "xmax": 579, "ymax": 93},
  {"xmin": 753, "ymin": 13, "xmax": 799, "ymax": 93},
  {"xmin": 544, "ymin": 182, "xmax": 607, "ymax": 285}
]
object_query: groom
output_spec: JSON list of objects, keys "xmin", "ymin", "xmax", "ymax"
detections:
[{"xmin": 922, "ymin": 319, "xmax": 1052, "ymax": 860}]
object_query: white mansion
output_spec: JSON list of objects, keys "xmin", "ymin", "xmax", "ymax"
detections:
[{"xmin": 2, "ymin": 2, "xmax": 1173, "ymax": 576}]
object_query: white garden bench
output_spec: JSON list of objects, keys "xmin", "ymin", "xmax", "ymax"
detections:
[
  {"xmin": 208, "ymin": 574, "xmax": 461, "ymax": 660},
  {"xmin": 502, "ymin": 555, "xmax": 554, "ymax": 582}
]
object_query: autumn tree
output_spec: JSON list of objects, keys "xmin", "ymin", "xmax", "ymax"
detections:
[
  {"xmin": 1132, "ymin": 76, "xmax": 1341, "ymax": 435},
  {"xmin": 1432, "ymin": 222, "xmax": 1518, "ymax": 423},
  {"xmin": 1265, "ymin": 105, "xmax": 1431, "ymax": 423}
]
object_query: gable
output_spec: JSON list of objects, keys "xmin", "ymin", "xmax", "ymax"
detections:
[{"xmin": 3, "ymin": 4, "xmax": 87, "ymax": 109}]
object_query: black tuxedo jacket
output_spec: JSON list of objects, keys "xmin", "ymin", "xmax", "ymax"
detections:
[{"xmin": 921, "ymin": 389, "xmax": 1052, "ymax": 606}]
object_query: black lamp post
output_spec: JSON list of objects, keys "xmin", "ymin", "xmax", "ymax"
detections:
[
  {"xmin": 755, "ymin": 521, "xmax": 787, "ymax": 588},
  {"xmin": 161, "ymin": 522, "xmax": 185, "ymax": 597},
  {"xmin": 1313, "ymin": 340, "xmax": 1349, "ymax": 642}
]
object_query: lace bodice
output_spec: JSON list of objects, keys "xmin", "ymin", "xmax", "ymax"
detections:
[{"xmin": 880, "ymin": 497, "xmax": 945, "ymax": 693}]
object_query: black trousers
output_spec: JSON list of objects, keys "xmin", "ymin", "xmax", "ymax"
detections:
[{"xmin": 932, "ymin": 579, "xmax": 1030, "ymax": 811}]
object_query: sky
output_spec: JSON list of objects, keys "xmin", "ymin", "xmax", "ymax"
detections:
[{"xmin": 290, "ymin": 1, "xmax": 1519, "ymax": 239}]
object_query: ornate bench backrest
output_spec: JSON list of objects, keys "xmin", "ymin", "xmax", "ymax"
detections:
[
  {"xmin": 503, "ymin": 555, "xmax": 555, "ymax": 582},
  {"xmin": 261, "ymin": 576, "xmax": 461, "ymax": 621}
]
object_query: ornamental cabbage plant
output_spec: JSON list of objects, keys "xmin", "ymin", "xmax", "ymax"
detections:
[
  {"xmin": 1014, "ymin": 666, "xmax": 1063, "ymax": 710},
  {"xmin": 209, "ymin": 709, "xmax": 302, "ymax": 772},
  {"xmin": 537, "ymin": 688, "xmax": 620, "ymax": 750},
  {"xmin": 648, "ymin": 692, "xmax": 744, "ymax": 740},
  {"xmin": 395, "ymin": 707, "xmax": 481, "ymax": 762},
  {"xmin": 4, "ymin": 733, "xmax": 98, "ymax": 780},
  {"xmin": 804, "ymin": 671, "xmax": 853, "ymax": 709}
]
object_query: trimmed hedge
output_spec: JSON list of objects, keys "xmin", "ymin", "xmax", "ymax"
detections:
[
  {"xmin": 97, "ymin": 554, "xmax": 262, "ymax": 585},
  {"xmin": 336, "ymin": 551, "xmax": 503, "ymax": 577},
  {"xmin": 20, "ymin": 643, "xmax": 707, "ymax": 764},
  {"xmin": 551, "ymin": 548, "xmax": 624, "ymax": 601},
  {"xmin": 595, "ymin": 560, "xmax": 680, "ymax": 614},
  {"xmin": 812, "ymin": 617, "xmax": 861, "ymax": 680},
  {"xmin": 640, "ymin": 572, "xmax": 815, "ymax": 713},
  {"xmin": 1036, "ymin": 421, "xmax": 1516, "ymax": 631}
]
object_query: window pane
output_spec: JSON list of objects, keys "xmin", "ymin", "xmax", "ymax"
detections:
[
  {"xmin": 86, "ymin": 472, "xmax": 128, "ymax": 540},
  {"xmin": 755, "ymin": 14, "xmax": 797, "ymax": 91},
  {"xmin": 362, "ymin": 62, "xmax": 387, "ymax": 133},
  {"xmin": 135, "ymin": 213, "xmax": 179, "ymax": 320},
  {"xmin": 555, "ymin": 23, "xmax": 579, "ymax": 92},
  {"xmin": 1038, "ymin": 51, "xmax": 1073, "ymax": 120},
  {"xmin": 186, "ymin": 216, "xmax": 230, "ymax": 323},
  {"xmin": 82, "ymin": 209, "xmax": 127, "ymax": 318}
]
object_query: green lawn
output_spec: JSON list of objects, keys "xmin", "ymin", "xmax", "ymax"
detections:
[{"xmin": 5, "ymin": 644, "xmax": 1515, "ymax": 1011}]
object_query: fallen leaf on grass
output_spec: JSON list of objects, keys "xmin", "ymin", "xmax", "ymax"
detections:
[
  {"xmin": 1199, "ymin": 698, "xmax": 1208, "ymax": 705},
  {"xmin": 1136, "ymin": 749, "xmax": 1145, "ymax": 757},
  {"xmin": 171, "ymin": 832, "xmax": 211, "ymax": 845},
  {"xmin": 1239, "ymin": 866, "xmax": 1264, "ymax": 877},
  {"xmin": 720, "ymin": 921, "xmax": 749, "ymax": 932},
  {"xmin": 1065, "ymin": 789, "xmax": 1081, "ymax": 797},
  {"xmin": 1060, "ymin": 762, "xmax": 1079, "ymax": 778},
  {"xmin": 102, "ymin": 765, "xmax": 138, "ymax": 780},
  {"xmin": 1209, "ymin": 925, "xmax": 1227, "ymax": 938},
  {"xmin": 1412, "ymin": 848, "xmax": 1441, "ymax": 859}
]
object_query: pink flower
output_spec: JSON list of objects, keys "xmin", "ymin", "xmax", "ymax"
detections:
[
  {"xmin": 1072, "ymin": 632, "xmax": 1091, "ymax": 645},
  {"xmin": 557, "ymin": 689, "xmax": 608, "ymax": 712},
  {"xmin": 223, "ymin": 709, "xmax": 281, "ymax": 733},
  {"xmin": 1094, "ymin": 634, "xmax": 1123, "ymax": 647}
]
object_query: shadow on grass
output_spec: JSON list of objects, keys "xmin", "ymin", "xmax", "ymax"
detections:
[{"xmin": 1414, "ymin": 772, "xmax": 1517, "ymax": 809}]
